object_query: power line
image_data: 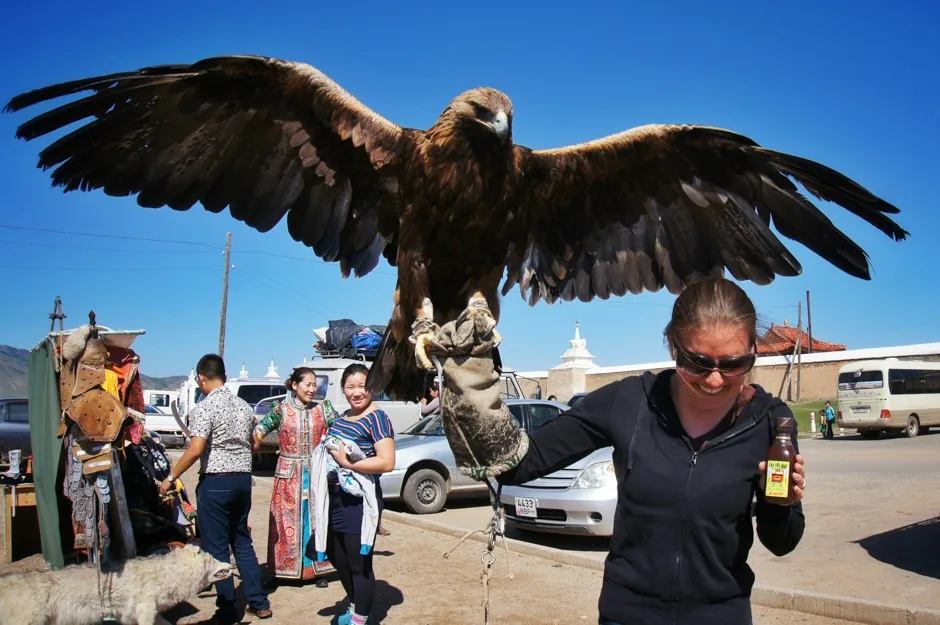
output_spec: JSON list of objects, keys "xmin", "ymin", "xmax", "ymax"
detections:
[
  {"xmin": 0, "ymin": 223, "xmax": 397, "ymax": 276},
  {"xmin": 232, "ymin": 249, "xmax": 397, "ymax": 277},
  {"xmin": 242, "ymin": 266, "xmax": 342, "ymax": 315},
  {"xmin": 0, "ymin": 264, "xmax": 218, "ymax": 272},
  {"xmin": 0, "ymin": 239, "xmax": 219, "ymax": 254},
  {"xmin": 243, "ymin": 267, "xmax": 342, "ymax": 316},
  {"xmin": 0, "ymin": 224, "xmax": 222, "ymax": 249},
  {"xmin": 237, "ymin": 267, "xmax": 341, "ymax": 318}
]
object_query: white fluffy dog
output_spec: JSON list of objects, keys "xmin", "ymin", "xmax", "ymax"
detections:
[{"xmin": 0, "ymin": 543, "xmax": 233, "ymax": 625}]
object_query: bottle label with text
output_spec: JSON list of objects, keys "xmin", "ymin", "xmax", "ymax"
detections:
[{"xmin": 765, "ymin": 460, "xmax": 791, "ymax": 498}]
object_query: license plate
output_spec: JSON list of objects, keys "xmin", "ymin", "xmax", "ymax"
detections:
[
  {"xmin": 852, "ymin": 406, "xmax": 870, "ymax": 414},
  {"xmin": 514, "ymin": 497, "xmax": 538, "ymax": 518}
]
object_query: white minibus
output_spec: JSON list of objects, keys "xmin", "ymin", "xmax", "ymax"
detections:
[{"xmin": 836, "ymin": 358, "xmax": 940, "ymax": 439}]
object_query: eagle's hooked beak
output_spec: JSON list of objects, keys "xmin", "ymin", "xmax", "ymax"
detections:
[
  {"xmin": 487, "ymin": 110, "xmax": 510, "ymax": 143},
  {"xmin": 472, "ymin": 110, "xmax": 510, "ymax": 143}
]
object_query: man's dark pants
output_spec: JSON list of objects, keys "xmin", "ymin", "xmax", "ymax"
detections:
[{"xmin": 196, "ymin": 472, "xmax": 270, "ymax": 619}]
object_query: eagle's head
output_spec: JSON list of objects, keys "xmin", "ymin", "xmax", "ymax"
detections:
[{"xmin": 446, "ymin": 88, "xmax": 513, "ymax": 145}]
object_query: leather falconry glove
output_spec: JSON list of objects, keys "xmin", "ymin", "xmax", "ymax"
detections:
[{"xmin": 423, "ymin": 297, "xmax": 529, "ymax": 482}]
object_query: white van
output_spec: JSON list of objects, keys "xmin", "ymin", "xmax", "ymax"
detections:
[
  {"xmin": 142, "ymin": 389, "xmax": 179, "ymax": 414},
  {"xmin": 836, "ymin": 358, "xmax": 940, "ymax": 438},
  {"xmin": 176, "ymin": 369, "xmax": 287, "ymax": 421},
  {"xmin": 139, "ymin": 389, "xmax": 184, "ymax": 445},
  {"xmin": 174, "ymin": 358, "xmax": 530, "ymax": 463}
]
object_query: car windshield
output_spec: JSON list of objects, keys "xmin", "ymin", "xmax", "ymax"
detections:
[
  {"xmin": 567, "ymin": 394, "xmax": 587, "ymax": 408},
  {"xmin": 237, "ymin": 384, "xmax": 290, "ymax": 405},
  {"xmin": 254, "ymin": 395, "xmax": 287, "ymax": 415},
  {"xmin": 402, "ymin": 414, "xmax": 444, "ymax": 435}
]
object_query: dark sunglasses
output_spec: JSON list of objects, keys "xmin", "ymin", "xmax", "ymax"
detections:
[{"xmin": 674, "ymin": 344, "xmax": 756, "ymax": 379}]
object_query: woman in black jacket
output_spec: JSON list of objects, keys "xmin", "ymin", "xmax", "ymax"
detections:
[{"xmin": 495, "ymin": 277, "xmax": 807, "ymax": 625}]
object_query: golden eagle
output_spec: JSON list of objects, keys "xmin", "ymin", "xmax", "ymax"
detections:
[{"xmin": 4, "ymin": 55, "xmax": 908, "ymax": 401}]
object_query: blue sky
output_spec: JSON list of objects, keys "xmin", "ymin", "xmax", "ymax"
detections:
[{"xmin": 0, "ymin": 0, "xmax": 936, "ymax": 378}]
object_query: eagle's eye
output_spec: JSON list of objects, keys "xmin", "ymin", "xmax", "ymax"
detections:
[{"xmin": 470, "ymin": 102, "xmax": 489, "ymax": 119}]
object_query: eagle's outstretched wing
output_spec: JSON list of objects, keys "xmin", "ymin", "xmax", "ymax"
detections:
[
  {"xmin": 505, "ymin": 124, "xmax": 908, "ymax": 305},
  {"xmin": 4, "ymin": 55, "xmax": 410, "ymax": 278}
]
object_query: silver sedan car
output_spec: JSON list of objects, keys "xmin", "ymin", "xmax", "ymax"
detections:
[
  {"xmin": 500, "ymin": 445, "xmax": 616, "ymax": 537},
  {"xmin": 382, "ymin": 398, "xmax": 572, "ymax": 514}
]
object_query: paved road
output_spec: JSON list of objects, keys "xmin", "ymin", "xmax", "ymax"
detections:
[
  {"xmin": 382, "ymin": 430, "xmax": 940, "ymax": 612},
  {"xmin": 127, "ymin": 460, "xmax": 876, "ymax": 625},
  {"xmin": 166, "ymin": 434, "xmax": 937, "ymax": 624}
]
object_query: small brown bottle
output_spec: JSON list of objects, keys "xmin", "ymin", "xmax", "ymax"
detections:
[{"xmin": 764, "ymin": 416, "xmax": 797, "ymax": 505}]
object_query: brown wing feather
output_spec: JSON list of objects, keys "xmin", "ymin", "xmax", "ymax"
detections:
[
  {"xmin": 3, "ymin": 55, "xmax": 411, "ymax": 277},
  {"xmin": 505, "ymin": 124, "xmax": 908, "ymax": 304}
]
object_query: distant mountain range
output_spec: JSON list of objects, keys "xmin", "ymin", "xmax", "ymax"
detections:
[{"xmin": 0, "ymin": 344, "xmax": 186, "ymax": 398}]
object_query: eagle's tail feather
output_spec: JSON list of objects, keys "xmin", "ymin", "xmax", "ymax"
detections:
[
  {"xmin": 365, "ymin": 317, "xmax": 426, "ymax": 404},
  {"xmin": 365, "ymin": 321, "xmax": 397, "ymax": 394}
]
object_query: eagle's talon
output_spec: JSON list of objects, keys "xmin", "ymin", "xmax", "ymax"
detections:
[
  {"xmin": 409, "ymin": 319, "xmax": 437, "ymax": 341},
  {"xmin": 414, "ymin": 333, "xmax": 437, "ymax": 371},
  {"xmin": 461, "ymin": 292, "xmax": 500, "ymax": 345},
  {"xmin": 410, "ymin": 296, "xmax": 441, "ymax": 369}
]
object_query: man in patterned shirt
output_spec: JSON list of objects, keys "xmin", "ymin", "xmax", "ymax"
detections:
[{"xmin": 159, "ymin": 354, "xmax": 271, "ymax": 623}]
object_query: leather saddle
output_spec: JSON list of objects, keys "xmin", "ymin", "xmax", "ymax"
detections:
[{"xmin": 60, "ymin": 331, "xmax": 128, "ymax": 445}]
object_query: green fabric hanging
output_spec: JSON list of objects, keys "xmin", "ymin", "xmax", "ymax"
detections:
[{"xmin": 27, "ymin": 340, "xmax": 65, "ymax": 569}]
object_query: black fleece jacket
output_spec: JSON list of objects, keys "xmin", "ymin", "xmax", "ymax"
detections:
[{"xmin": 497, "ymin": 370, "xmax": 805, "ymax": 625}]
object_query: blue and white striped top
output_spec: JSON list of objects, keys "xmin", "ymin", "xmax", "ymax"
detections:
[{"xmin": 328, "ymin": 408, "xmax": 395, "ymax": 458}]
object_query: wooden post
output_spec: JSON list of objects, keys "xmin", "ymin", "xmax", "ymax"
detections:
[
  {"xmin": 806, "ymin": 290, "xmax": 813, "ymax": 354},
  {"xmin": 777, "ymin": 362, "xmax": 791, "ymax": 400},
  {"xmin": 796, "ymin": 301, "xmax": 803, "ymax": 402},
  {"xmin": 218, "ymin": 232, "xmax": 232, "ymax": 358}
]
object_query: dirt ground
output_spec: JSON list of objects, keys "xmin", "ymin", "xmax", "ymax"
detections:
[
  {"xmin": 1, "ymin": 473, "xmax": 865, "ymax": 625},
  {"xmin": 167, "ymin": 519, "xmax": 868, "ymax": 625},
  {"xmin": 417, "ymin": 432, "xmax": 940, "ymax": 616},
  {"xmin": 11, "ymin": 433, "xmax": 938, "ymax": 624}
]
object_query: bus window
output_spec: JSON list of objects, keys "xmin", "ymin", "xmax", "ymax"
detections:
[
  {"xmin": 838, "ymin": 370, "xmax": 883, "ymax": 391},
  {"xmin": 889, "ymin": 369, "xmax": 940, "ymax": 395}
]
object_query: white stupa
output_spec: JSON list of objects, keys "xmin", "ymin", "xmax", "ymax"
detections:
[
  {"xmin": 265, "ymin": 358, "xmax": 280, "ymax": 379},
  {"xmin": 554, "ymin": 321, "xmax": 598, "ymax": 370},
  {"xmin": 238, "ymin": 363, "xmax": 248, "ymax": 379}
]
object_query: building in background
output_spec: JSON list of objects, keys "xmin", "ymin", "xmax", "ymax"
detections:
[{"xmin": 757, "ymin": 320, "xmax": 847, "ymax": 357}]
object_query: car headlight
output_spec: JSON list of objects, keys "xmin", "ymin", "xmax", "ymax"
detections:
[{"xmin": 572, "ymin": 460, "xmax": 616, "ymax": 489}]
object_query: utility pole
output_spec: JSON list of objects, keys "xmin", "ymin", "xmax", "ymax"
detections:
[
  {"xmin": 796, "ymin": 301, "xmax": 803, "ymax": 402},
  {"xmin": 218, "ymin": 232, "xmax": 232, "ymax": 358},
  {"xmin": 806, "ymin": 290, "xmax": 813, "ymax": 354}
]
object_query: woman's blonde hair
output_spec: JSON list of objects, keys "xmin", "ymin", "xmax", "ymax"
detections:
[{"xmin": 663, "ymin": 277, "xmax": 759, "ymax": 353}]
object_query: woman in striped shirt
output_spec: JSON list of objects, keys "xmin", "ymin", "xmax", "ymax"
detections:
[{"xmin": 326, "ymin": 363, "xmax": 396, "ymax": 625}]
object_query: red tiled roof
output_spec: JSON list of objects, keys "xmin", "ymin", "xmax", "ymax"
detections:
[{"xmin": 757, "ymin": 322, "xmax": 847, "ymax": 355}]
